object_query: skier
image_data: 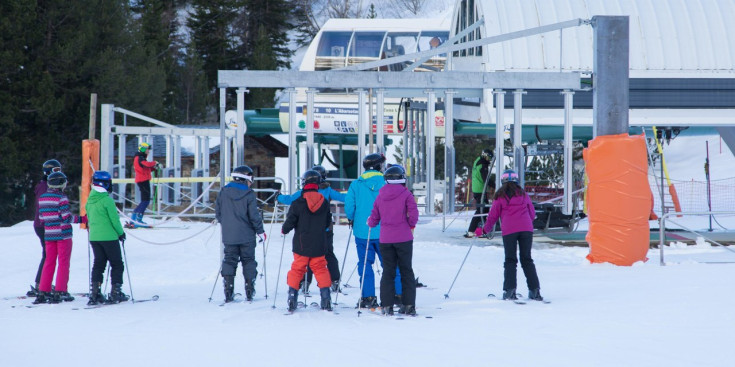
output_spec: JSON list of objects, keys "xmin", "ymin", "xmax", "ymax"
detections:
[
  {"xmin": 276, "ymin": 165, "xmax": 345, "ymax": 293},
  {"xmin": 131, "ymin": 142, "xmax": 161, "ymax": 225},
  {"xmin": 216, "ymin": 165, "xmax": 265, "ymax": 302},
  {"xmin": 281, "ymin": 170, "xmax": 334, "ymax": 312},
  {"xmin": 465, "ymin": 148, "xmax": 495, "ymax": 238},
  {"xmin": 27, "ymin": 159, "xmax": 62, "ymax": 297},
  {"xmin": 34, "ymin": 172, "xmax": 86, "ymax": 304},
  {"xmin": 344, "ymin": 153, "xmax": 402, "ymax": 309},
  {"xmin": 85, "ymin": 171, "xmax": 129, "ymax": 305},
  {"xmin": 476, "ymin": 169, "xmax": 544, "ymax": 302},
  {"xmin": 367, "ymin": 165, "xmax": 419, "ymax": 316}
]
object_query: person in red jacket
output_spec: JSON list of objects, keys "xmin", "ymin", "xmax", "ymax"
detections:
[
  {"xmin": 132, "ymin": 142, "xmax": 160, "ymax": 224},
  {"xmin": 476, "ymin": 169, "xmax": 543, "ymax": 302}
]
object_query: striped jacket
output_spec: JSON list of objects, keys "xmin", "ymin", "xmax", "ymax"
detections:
[{"xmin": 38, "ymin": 189, "xmax": 81, "ymax": 241}]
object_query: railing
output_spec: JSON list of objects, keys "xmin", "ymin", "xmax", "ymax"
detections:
[{"xmin": 658, "ymin": 211, "xmax": 735, "ymax": 265}]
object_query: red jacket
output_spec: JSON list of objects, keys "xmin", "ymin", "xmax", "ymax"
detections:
[{"xmin": 133, "ymin": 152, "xmax": 157, "ymax": 183}]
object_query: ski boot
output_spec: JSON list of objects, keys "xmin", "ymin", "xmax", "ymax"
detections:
[
  {"xmin": 287, "ymin": 287, "xmax": 299, "ymax": 312},
  {"xmin": 502, "ymin": 288, "xmax": 518, "ymax": 300},
  {"xmin": 87, "ymin": 282, "xmax": 106, "ymax": 306},
  {"xmin": 26, "ymin": 283, "xmax": 40, "ymax": 297},
  {"xmin": 357, "ymin": 296, "xmax": 379, "ymax": 309},
  {"xmin": 57, "ymin": 291, "xmax": 75, "ymax": 302},
  {"xmin": 330, "ymin": 280, "xmax": 340, "ymax": 293},
  {"xmin": 401, "ymin": 305, "xmax": 417, "ymax": 316},
  {"xmin": 108, "ymin": 284, "xmax": 129, "ymax": 304},
  {"xmin": 319, "ymin": 287, "xmax": 332, "ymax": 311},
  {"xmin": 381, "ymin": 304, "xmax": 394, "ymax": 316},
  {"xmin": 223, "ymin": 275, "xmax": 235, "ymax": 303},
  {"xmin": 463, "ymin": 231, "xmax": 476, "ymax": 238},
  {"xmin": 33, "ymin": 291, "xmax": 51, "ymax": 304},
  {"xmin": 528, "ymin": 288, "xmax": 544, "ymax": 301},
  {"xmin": 394, "ymin": 294, "xmax": 403, "ymax": 308},
  {"xmin": 245, "ymin": 278, "xmax": 256, "ymax": 301}
]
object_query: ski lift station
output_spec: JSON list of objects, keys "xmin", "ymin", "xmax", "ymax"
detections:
[{"xmin": 99, "ymin": 0, "xmax": 735, "ymax": 253}]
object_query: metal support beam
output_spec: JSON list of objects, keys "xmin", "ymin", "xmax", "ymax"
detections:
[
  {"xmin": 404, "ymin": 18, "xmax": 485, "ymax": 72},
  {"xmin": 376, "ymin": 89, "xmax": 385, "ymax": 154},
  {"xmin": 513, "ymin": 89, "xmax": 526, "ymax": 186},
  {"xmin": 493, "ymin": 90, "xmax": 506, "ymax": 190},
  {"xmin": 357, "ymin": 89, "xmax": 367, "ymax": 176},
  {"xmin": 306, "ymin": 89, "xmax": 316, "ymax": 167},
  {"xmin": 219, "ymin": 88, "xmax": 226, "ymax": 187},
  {"xmin": 287, "ymin": 89, "xmax": 298, "ymax": 193},
  {"xmin": 562, "ymin": 90, "xmax": 575, "ymax": 215},
  {"xmin": 236, "ymin": 88, "xmax": 247, "ymax": 166},
  {"xmin": 445, "ymin": 90, "xmax": 456, "ymax": 214},
  {"xmin": 426, "ymin": 90, "xmax": 436, "ymax": 215},
  {"xmin": 100, "ymin": 104, "xmax": 114, "ymax": 172},
  {"xmin": 592, "ymin": 16, "xmax": 629, "ymax": 137}
]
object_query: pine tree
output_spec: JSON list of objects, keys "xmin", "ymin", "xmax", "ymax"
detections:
[{"xmin": 367, "ymin": 4, "xmax": 378, "ymax": 18}]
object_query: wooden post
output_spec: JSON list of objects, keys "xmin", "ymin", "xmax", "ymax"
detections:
[{"xmin": 89, "ymin": 93, "xmax": 97, "ymax": 140}]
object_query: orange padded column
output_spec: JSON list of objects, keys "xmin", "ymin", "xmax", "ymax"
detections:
[
  {"xmin": 81, "ymin": 139, "xmax": 100, "ymax": 229},
  {"xmin": 583, "ymin": 133, "xmax": 649, "ymax": 266}
]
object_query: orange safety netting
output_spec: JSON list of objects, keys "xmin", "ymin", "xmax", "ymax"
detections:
[{"xmin": 583, "ymin": 133, "xmax": 650, "ymax": 266}]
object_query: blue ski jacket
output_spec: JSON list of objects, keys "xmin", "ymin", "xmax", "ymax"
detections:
[
  {"xmin": 345, "ymin": 170, "xmax": 385, "ymax": 239},
  {"xmin": 277, "ymin": 185, "xmax": 346, "ymax": 205}
]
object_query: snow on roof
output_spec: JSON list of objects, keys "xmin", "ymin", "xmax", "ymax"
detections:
[{"xmin": 455, "ymin": 0, "xmax": 735, "ymax": 77}]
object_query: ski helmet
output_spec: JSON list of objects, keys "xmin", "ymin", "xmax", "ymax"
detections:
[
  {"xmin": 138, "ymin": 142, "xmax": 151, "ymax": 153},
  {"xmin": 501, "ymin": 169, "xmax": 520, "ymax": 184},
  {"xmin": 481, "ymin": 148, "xmax": 493, "ymax": 160},
  {"xmin": 302, "ymin": 170, "xmax": 322, "ymax": 185},
  {"xmin": 47, "ymin": 172, "xmax": 68, "ymax": 190},
  {"xmin": 92, "ymin": 171, "xmax": 113, "ymax": 193},
  {"xmin": 362, "ymin": 153, "xmax": 386, "ymax": 171},
  {"xmin": 232, "ymin": 165, "xmax": 254, "ymax": 183},
  {"xmin": 42, "ymin": 159, "xmax": 62, "ymax": 176},
  {"xmin": 311, "ymin": 165, "xmax": 327, "ymax": 180},
  {"xmin": 384, "ymin": 165, "xmax": 407, "ymax": 185}
]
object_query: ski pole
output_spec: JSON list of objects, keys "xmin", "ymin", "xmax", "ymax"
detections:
[
  {"xmin": 444, "ymin": 242, "xmax": 474, "ymax": 299},
  {"xmin": 271, "ymin": 233, "xmax": 288, "ymax": 309},
  {"xmin": 262, "ymin": 204, "xmax": 278, "ymax": 300},
  {"xmin": 333, "ymin": 227, "xmax": 353, "ymax": 305},
  {"xmin": 344, "ymin": 263, "xmax": 358, "ymax": 287},
  {"xmin": 357, "ymin": 226, "xmax": 372, "ymax": 317},
  {"xmin": 208, "ymin": 264, "xmax": 222, "ymax": 303},
  {"xmin": 104, "ymin": 267, "xmax": 110, "ymax": 295},
  {"xmin": 121, "ymin": 239, "xmax": 135, "ymax": 303},
  {"xmin": 302, "ymin": 272, "xmax": 308, "ymax": 307},
  {"xmin": 87, "ymin": 231, "xmax": 92, "ymax": 298}
]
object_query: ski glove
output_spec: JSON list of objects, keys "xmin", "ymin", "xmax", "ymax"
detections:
[
  {"xmin": 257, "ymin": 233, "xmax": 267, "ymax": 243},
  {"xmin": 475, "ymin": 227, "xmax": 484, "ymax": 237},
  {"xmin": 80, "ymin": 215, "xmax": 88, "ymax": 225},
  {"xmin": 155, "ymin": 162, "xmax": 162, "ymax": 170},
  {"xmin": 119, "ymin": 233, "xmax": 126, "ymax": 242}
]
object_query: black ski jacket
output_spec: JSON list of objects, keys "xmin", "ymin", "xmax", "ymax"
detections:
[{"xmin": 282, "ymin": 188, "xmax": 331, "ymax": 257}]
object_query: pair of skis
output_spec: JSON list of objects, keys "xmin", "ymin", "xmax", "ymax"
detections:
[{"xmin": 487, "ymin": 293, "xmax": 551, "ymax": 305}]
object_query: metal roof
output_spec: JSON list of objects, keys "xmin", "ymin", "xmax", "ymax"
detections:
[{"xmin": 455, "ymin": 0, "xmax": 735, "ymax": 77}]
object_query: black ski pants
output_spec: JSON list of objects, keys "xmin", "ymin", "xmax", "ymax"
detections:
[
  {"xmin": 221, "ymin": 242, "xmax": 257, "ymax": 281},
  {"xmin": 379, "ymin": 241, "xmax": 416, "ymax": 307},
  {"xmin": 502, "ymin": 231, "xmax": 540, "ymax": 291},
  {"xmin": 91, "ymin": 240, "xmax": 125, "ymax": 285},
  {"xmin": 468, "ymin": 193, "xmax": 490, "ymax": 232},
  {"xmin": 304, "ymin": 229, "xmax": 339, "ymax": 285},
  {"xmin": 33, "ymin": 226, "xmax": 46, "ymax": 284}
]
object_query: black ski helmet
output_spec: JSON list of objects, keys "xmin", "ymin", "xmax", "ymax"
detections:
[
  {"xmin": 92, "ymin": 171, "xmax": 113, "ymax": 193},
  {"xmin": 47, "ymin": 172, "xmax": 68, "ymax": 189},
  {"xmin": 232, "ymin": 165, "xmax": 254, "ymax": 183},
  {"xmin": 384, "ymin": 165, "xmax": 407, "ymax": 185},
  {"xmin": 302, "ymin": 170, "xmax": 322, "ymax": 185},
  {"xmin": 42, "ymin": 159, "xmax": 62, "ymax": 177},
  {"xmin": 362, "ymin": 153, "xmax": 386, "ymax": 171},
  {"xmin": 501, "ymin": 169, "xmax": 520, "ymax": 184},
  {"xmin": 311, "ymin": 165, "xmax": 327, "ymax": 180},
  {"xmin": 481, "ymin": 148, "xmax": 493, "ymax": 160}
]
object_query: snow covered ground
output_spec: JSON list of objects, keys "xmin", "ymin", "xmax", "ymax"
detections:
[{"xmin": 2, "ymin": 211, "xmax": 734, "ymax": 366}]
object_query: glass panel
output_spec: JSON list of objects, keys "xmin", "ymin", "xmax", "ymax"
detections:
[
  {"xmin": 417, "ymin": 31, "xmax": 450, "ymax": 71},
  {"xmin": 316, "ymin": 32, "xmax": 352, "ymax": 57},
  {"xmin": 349, "ymin": 32, "xmax": 385, "ymax": 58},
  {"xmin": 382, "ymin": 32, "xmax": 419, "ymax": 71}
]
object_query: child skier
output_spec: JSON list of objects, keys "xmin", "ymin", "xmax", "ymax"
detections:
[
  {"xmin": 131, "ymin": 142, "xmax": 161, "ymax": 225},
  {"xmin": 27, "ymin": 159, "xmax": 62, "ymax": 297},
  {"xmin": 476, "ymin": 169, "xmax": 543, "ymax": 302},
  {"xmin": 367, "ymin": 165, "xmax": 419, "ymax": 316},
  {"xmin": 34, "ymin": 172, "xmax": 86, "ymax": 304},
  {"xmin": 465, "ymin": 148, "xmax": 495, "ymax": 238},
  {"xmin": 281, "ymin": 170, "xmax": 333, "ymax": 312},
  {"xmin": 216, "ymin": 165, "xmax": 265, "ymax": 302},
  {"xmin": 345, "ymin": 153, "xmax": 402, "ymax": 309},
  {"xmin": 277, "ymin": 165, "xmax": 345, "ymax": 293},
  {"xmin": 86, "ymin": 171, "xmax": 129, "ymax": 305}
]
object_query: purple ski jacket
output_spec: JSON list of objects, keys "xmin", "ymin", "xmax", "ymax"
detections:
[
  {"xmin": 482, "ymin": 192, "xmax": 536, "ymax": 236},
  {"xmin": 367, "ymin": 184, "xmax": 419, "ymax": 244}
]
